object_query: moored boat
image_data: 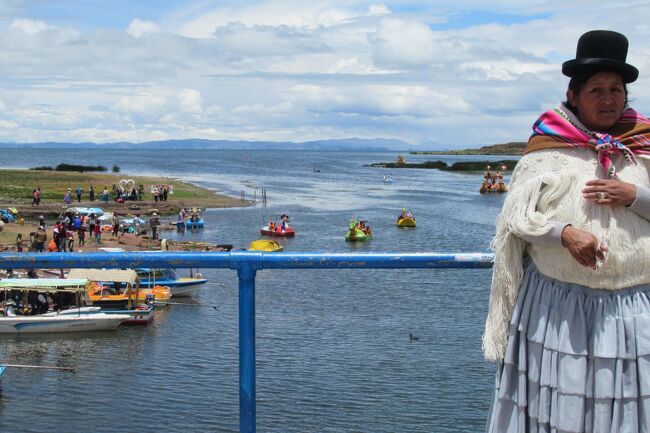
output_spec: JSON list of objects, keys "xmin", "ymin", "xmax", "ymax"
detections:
[
  {"xmin": 0, "ymin": 279, "xmax": 129, "ymax": 333},
  {"xmin": 185, "ymin": 208, "xmax": 205, "ymax": 229},
  {"xmin": 67, "ymin": 269, "xmax": 162, "ymax": 325},
  {"xmin": 135, "ymin": 268, "xmax": 207, "ymax": 297}
]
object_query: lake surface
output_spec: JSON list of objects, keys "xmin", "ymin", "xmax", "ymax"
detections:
[{"xmin": 0, "ymin": 148, "xmax": 512, "ymax": 432}]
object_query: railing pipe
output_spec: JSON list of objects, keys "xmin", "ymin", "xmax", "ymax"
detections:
[{"xmin": 0, "ymin": 251, "xmax": 494, "ymax": 270}]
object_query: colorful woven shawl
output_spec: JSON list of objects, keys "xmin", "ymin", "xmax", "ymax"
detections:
[{"xmin": 526, "ymin": 105, "xmax": 650, "ymax": 178}]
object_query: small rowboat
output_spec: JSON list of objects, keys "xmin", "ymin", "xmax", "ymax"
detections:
[
  {"xmin": 248, "ymin": 239, "xmax": 283, "ymax": 252},
  {"xmin": 260, "ymin": 226, "xmax": 296, "ymax": 237},
  {"xmin": 396, "ymin": 216, "xmax": 416, "ymax": 228}
]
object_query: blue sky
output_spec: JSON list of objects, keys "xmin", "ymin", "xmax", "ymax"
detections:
[{"xmin": 0, "ymin": 1, "xmax": 648, "ymax": 148}]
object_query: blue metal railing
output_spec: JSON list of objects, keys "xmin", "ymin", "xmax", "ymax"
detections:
[{"xmin": 0, "ymin": 251, "xmax": 494, "ymax": 433}]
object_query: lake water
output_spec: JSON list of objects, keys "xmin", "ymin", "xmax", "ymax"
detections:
[{"xmin": 0, "ymin": 148, "xmax": 512, "ymax": 432}]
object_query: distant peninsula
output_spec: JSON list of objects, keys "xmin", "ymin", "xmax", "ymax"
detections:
[
  {"xmin": 411, "ymin": 142, "xmax": 526, "ymax": 155},
  {"xmin": 367, "ymin": 159, "xmax": 518, "ymax": 172}
]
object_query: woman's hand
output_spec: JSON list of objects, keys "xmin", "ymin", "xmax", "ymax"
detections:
[
  {"xmin": 561, "ymin": 225, "xmax": 608, "ymax": 268},
  {"xmin": 582, "ymin": 179, "xmax": 636, "ymax": 207}
]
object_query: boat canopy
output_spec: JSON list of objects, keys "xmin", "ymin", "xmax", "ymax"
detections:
[
  {"xmin": 0, "ymin": 278, "xmax": 90, "ymax": 292},
  {"xmin": 68, "ymin": 269, "xmax": 137, "ymax": 286}
]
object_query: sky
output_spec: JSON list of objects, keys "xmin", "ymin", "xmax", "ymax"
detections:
[{"xmin": 0, "ymin": 1, "xmax": 649, "ymax": 149}]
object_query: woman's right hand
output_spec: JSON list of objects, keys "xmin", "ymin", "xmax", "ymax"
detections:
[{"xmin": 561, "ymin": 225, "xmax": 608, "ymax": 268}]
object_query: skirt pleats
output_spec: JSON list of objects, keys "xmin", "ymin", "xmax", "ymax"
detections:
[{"xmin": 486, "ymin": 260, "xmax": 650, "ymax": 433}]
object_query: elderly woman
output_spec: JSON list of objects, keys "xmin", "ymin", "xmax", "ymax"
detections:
[{"xmin": 485, "ymin": 30, "xmax": 650, "ymax": 432}]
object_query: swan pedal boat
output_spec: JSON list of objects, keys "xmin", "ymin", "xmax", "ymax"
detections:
[{"xmin": 345, "ymin": 227, "xmax": 372, "ymax": 242}]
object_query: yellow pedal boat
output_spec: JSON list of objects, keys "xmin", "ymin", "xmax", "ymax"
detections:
[{"xmin": 248, "ymin": 239, "xmax": 283, "ymax": 252}]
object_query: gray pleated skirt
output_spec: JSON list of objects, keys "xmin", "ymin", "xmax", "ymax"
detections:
[{"xmin": 486, "ymin": 259, "xmax": 650, "ymax": 433}]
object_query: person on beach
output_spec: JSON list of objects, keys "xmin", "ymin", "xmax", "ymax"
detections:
[
  {"xmin": 64, "ymin": 188, "xmax": 72, "ymax": 204},
  {"xmin": 88, "ymin": 213, "xmax": 96, "ymax": 238},
  {"xmin": 149, "ymin": 213, "xmax": 159, "ymax": 240},
  {"xmin": 111, "ymin": 213, "xmax": 119, "ymax": 237},
  {"xmin": 66, "ymin": 231, "xmax": 74, "ymax": 252},
  {"xmin": 89, "ymin": 185, "xmax": 95, "ymax": 201},
  {"xmin": 485, "ymin": 31, "xmax": 650, "ymax": 432},
  {"xmin": 78, "ymin": 224, "xmax": 85, "ymax": 247},
  {"xmin": 93, "ymin": 222, "xmax": 101, "ymax": 246},
  {"xmin": 34, "ymin": 226, "xmax": 46, "ymax": 252}
]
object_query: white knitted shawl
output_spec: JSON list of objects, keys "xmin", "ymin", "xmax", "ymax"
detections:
[{"xmin": 483, "ymin": 148, "xmax": 650, "ymax": 362}]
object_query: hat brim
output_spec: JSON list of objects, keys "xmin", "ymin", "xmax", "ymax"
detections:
[{"xmin": 562, "ymin": 58, "xmax": 639, "ymax": 83}]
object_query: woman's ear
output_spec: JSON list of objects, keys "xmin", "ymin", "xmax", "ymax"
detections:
[{"xmin": 566, "ymin": 89, "xmax": 576, "ymax": 107}]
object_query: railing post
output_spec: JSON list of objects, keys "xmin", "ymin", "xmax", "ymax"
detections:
[{"xmin": 238, "ymin": 263, "xmax": 257, "ymax": 433}]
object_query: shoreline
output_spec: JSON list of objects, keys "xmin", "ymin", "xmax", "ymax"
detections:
[{"xmin": 0, "ymin": 168, "xmax": 251, "ymax": 251}]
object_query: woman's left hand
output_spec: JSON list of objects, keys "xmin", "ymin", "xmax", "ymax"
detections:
[{"xmin": 582, "ymin": 179, "xmax": 636, "ymax": 207}]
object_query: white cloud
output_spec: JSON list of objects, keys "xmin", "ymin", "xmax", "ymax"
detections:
[
  {"xmin": 372, "ymin": 18, "xmax": 435, "ymax": 68},
  {"xmin": 176, "ymin": 2, "xmax": 358, "ymax": 38},
  {"xmin": 178, "ymin": 88, "xmax": 204, "ymax": 113},
  {"xmin": 9, "ymin": 18, "xmax": 50, "ymax": 34},
  {"xmin": 126, "ymin": 19, "xmax": 161, "ymax": 37},
  {"xmin": 368, "ymin": 4, "xmax": 390, "ymax": 16}
]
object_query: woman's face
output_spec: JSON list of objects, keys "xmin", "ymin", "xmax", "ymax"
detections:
[{"xmin": 567, "ymin": 71, "xmax": 626, "ymax": 131}]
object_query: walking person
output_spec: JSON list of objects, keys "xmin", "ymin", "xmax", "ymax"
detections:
[
  {"xmin": 485, "ymin": 30, "xmax": 650, "ymax": 432},
  {"xmin": 75, "ymin": 186, "xmax": 83, "ymax": 202},
  {"xmin": 31, "ymin": 189, "xmax": 38, "ymax": 206}
]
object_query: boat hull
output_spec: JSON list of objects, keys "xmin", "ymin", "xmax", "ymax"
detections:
[
  {"xmin": 186, "ymin": 218, "xmax": 205, "ymax": 229},
  {"xmin": 345, "ymin": 230, "xmax": 372, "ymax": 242},
  {"xmin": 396, "ymin": 217, "xmax": 416, "ymax": 227},
  {"xmin": 260, "ymin": 227, "xmax": 295, "ymax": 237},
  {"xmin": 248, "ymin": 239, "xmax": 283, "ymax": 252},
  {"xmin": 0, "ymin": 313, "xmax": 128, "ymax": 333}
]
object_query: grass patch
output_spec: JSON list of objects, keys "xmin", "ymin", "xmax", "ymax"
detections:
[{"xmin": 0, "ymin": 169, "xmax": 234, "ymax": 206}]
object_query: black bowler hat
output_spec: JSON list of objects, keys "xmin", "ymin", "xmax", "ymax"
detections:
[{"xmin": 562, "ymin": 30, "xmax": 638, "ymax": 83}]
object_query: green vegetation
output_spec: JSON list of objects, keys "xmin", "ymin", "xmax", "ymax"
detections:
[
  {"xmin": 368, "ymin": 160, "xmax": 518, "ymax": 172},
  {"xmin": 29, "ymin": 163, "xmax": 108, "ymax": 172},
  {"xmin": 411, "ymin": 142, "xmax": 526, "ymax": 155},
  {"xmin": 0, "ymin": 168, "xmax": 236, "ymax": 206}
]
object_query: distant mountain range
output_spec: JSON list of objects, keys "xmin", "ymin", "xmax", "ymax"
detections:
[{"xmin": 1, "ymin": 138, "xmax": 415, "ymax": 151}]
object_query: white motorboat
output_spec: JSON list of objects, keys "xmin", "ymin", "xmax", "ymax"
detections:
[{"xmin": 0, "ymin": 278, "xmax": 129, "ymax": 333}]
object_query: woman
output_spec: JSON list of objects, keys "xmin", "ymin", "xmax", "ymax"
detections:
[{"xmin": 485, "ymin": 30, "xmax": 650, "ymax": 432}]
